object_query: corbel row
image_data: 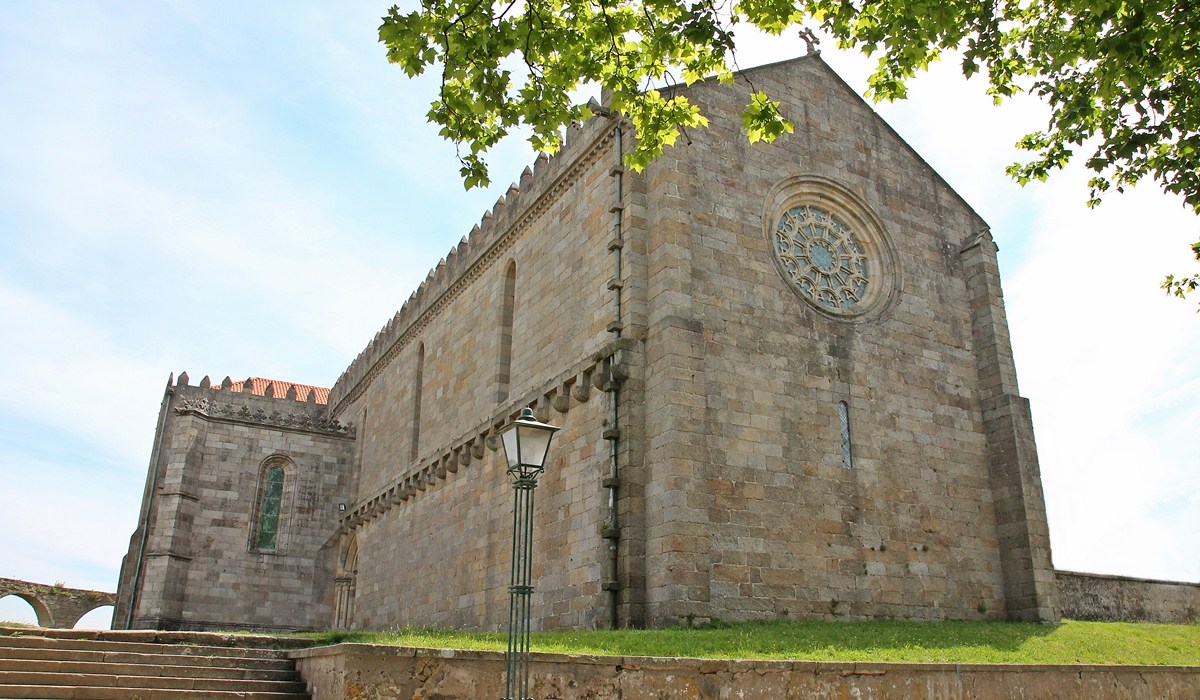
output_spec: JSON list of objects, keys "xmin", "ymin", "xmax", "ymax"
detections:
[{"xmin": 339, "ymin": 338, "xmax": 637, "ymax": 531}]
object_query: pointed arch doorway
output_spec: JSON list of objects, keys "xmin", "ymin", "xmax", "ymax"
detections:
[{"xmin": 332, "ymin": 534, "xmax": 358, "ymax": 629}]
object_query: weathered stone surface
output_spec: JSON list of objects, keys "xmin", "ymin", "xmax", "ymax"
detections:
[
  {"xmin": 1057, "ymin": 571, "xmax": 1200, "ymax": 623},
  {"xmin": 292, "ymin": 644, "xmax": 1200, "ymax": 700}
]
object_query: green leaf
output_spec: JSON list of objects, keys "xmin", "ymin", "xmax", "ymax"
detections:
[{"xmin": 741, "ymin": 91, "xmax": 794, "ymax": 143}]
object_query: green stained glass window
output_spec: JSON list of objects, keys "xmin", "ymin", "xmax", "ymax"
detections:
[{"xmin": 257, "ymin": 465, "xmax": 285, "ymax": 550}]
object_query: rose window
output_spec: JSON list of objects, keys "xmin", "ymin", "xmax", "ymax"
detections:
[{"xmin": 773, "ymin": 205, "xmax": 870, "ymax": 314}]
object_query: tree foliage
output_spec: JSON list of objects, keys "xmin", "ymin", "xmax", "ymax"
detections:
[{"xmin": 380, "ymin": 0, "xmax": 1200, "ymax": 303}]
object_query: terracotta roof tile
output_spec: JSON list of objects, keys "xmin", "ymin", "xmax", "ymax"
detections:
[{"xmin": 223, "ymin": 377, "xmax": 329, "ymax": 405}]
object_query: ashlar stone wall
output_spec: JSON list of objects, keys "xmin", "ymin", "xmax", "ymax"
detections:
[
  {"xmin": 634, "ymin": 56, "xmax": 1056, "ymax": 625},
  {"xmin": 328, "ymin": 108, "xmax": 637, "ymax": 630},
  {"xmin": 350, "ymin": 397, "xmax": 613, "ymax": 630}
]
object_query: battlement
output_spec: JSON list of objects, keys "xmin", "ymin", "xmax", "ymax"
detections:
[
  {"xmin": 326, "ymin": 98, "xmax": 618, "ymax": 415},
  {"xmin": 170, "ymin": 371, "xmax": 328, "ymax": 404},
  {"xmin": 163, "ymin": 372, "xmax": 351, "ymax": 437}
]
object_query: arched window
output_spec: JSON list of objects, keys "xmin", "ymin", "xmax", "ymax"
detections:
[
  {"xmin": 838, "ymin": 401, "xmax": 853, "ymax": 468},
  {"xmin": 251, "ymin": 458, "xmax": 291, "ymax": 552},
  {"xmin": 496, "ymin": 261, "xmax": 516, "ymax": 402}
]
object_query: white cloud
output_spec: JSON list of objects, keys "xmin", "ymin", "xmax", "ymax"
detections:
[
  {"xmin": 0, "ymin": 448, "xmax": 141, "ymax": 591},
  {"xmin": 0, "ymin": 279, "xmax": 162, "ymax": 467},
  {"xmin": 1007, "ymin": 170, "xmax": 1200, "ymax": 582}
]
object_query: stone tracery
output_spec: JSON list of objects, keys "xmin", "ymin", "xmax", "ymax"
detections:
[{"xmin": 774, "ymin": 205, "xmax": 870, "ymax": 314}]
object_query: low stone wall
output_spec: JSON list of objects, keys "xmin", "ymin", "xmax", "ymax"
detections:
[
  {"xmin": 291, "ymin": 644, "xmax": 1199, "ymax": 700},
  {"xmin": 1057, "ymin": 570, "xmax": 1200, "ymax": 623}
]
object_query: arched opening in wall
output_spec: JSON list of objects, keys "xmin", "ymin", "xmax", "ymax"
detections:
[
  {"xmin": 0, "ymin": 594, "xmax": 44, "ymax": 626},
  {"xmin": 411, "ymin": 342, "xmax": 424, "ymax": 463},
  {"xmin": 332, "ymin": 534, "xmax": 359, "ymax": 629},
  {"xmin": 73, "ymin": 605, "xmax": 114, "ymax": 630},
  {"xmin": 249, "ymin": 456, "xmax": 294, "ymax": 553},
  {"xmin": 496, "ymin": 260, "xmax": 517, "ymax": 403}
]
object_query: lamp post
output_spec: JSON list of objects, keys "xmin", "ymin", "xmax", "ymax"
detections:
[{"xmin": 499, "ymin": 407, "xmax": 560, "ymax": 700}]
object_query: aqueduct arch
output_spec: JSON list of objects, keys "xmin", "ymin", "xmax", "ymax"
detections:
[{"xmin": 0, "ymin": 577, "xmax": 116, "ymax": 628}]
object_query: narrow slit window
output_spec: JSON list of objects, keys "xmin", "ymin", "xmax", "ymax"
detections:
[
  {"xmin": 496, "ymin": 261, "xmax": 516, "ymax": 402},
  {"xmin": 411, "ymin": 342, "xmax": 424, "ymax": 462},
  {"xmin": 257, "ymin": 465, "xmax": 285, "ymax": 550},
  {"xmin": 838, "ymin": 401, "xmax": 853, "ymax": 468}
]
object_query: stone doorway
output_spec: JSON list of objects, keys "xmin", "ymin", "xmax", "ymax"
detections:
[{"xmin": 332, "ymin": 535, "xmax": 358, "ymax": 629}]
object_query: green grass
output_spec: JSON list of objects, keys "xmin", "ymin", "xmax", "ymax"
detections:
[{"xmin": 302, "ymin": 619, "xmax": 1200, "ymax": 666}]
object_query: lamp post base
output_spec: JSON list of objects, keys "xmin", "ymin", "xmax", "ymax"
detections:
[{"xmin": 504, "ymin": 476, "xmax": 538, "ymax": 700}]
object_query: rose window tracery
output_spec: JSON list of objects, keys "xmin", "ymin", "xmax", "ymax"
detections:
[{"xmin": 773, "ymin": 205, "xmax": 870, "ymax": 314}]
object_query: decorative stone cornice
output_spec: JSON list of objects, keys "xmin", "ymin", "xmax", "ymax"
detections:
[
  {"xmin": 338, "ymin": 339, "xmax": 636, "ymax": 532},
  {"xmin": 174, "ymin": 396, "xmax": 355, "ymax": 438}
]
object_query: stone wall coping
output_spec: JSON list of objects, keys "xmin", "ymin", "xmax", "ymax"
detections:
[
  {"xmin": 288, "ymin": 642, "xmax": 1199, "ymax": 673},
  {"xmin": 0, "ymin": 625, "xmax": 313, "ymax": 649},
  {"xmin": 1058, "ymin": 570, "xmax": 1200, "ymax": 588}
]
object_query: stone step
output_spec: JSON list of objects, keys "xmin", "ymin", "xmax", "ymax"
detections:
[
  {"xmin": 0, "ymin": 657, "xmax": 299, "ymax": 681},
  {"xmin": 0, "ymin": 628, "xmax": 311, "ymax": 700},
  {"xmin": 0, "ymin": 626, "xmax": 312, "ymax": 650},
  {"xmin": 0, "ymin": 670, "xmax": 307, "ymax": 693},
  {"xmin": 0, "ymin": 644, "xmax": 295, "ymax": 670},
  {"xmin": 0, "ymin": 634, "xmax": 295, "ymax": 660},
  {"xmin": 0, "ymin": 684, "xmax": 309, "ymax": 699}
]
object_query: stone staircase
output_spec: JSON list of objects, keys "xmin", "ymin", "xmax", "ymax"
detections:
[{"xmin": 0, "ymin": 626, "xmax": 312, "ymax": 699}]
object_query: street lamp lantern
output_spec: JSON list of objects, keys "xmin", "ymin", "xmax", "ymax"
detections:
[
  {"xmin": 500, "ymin": 407, "xmax": 559, "ymax": 700},
  {"xmin": 500, "ymin": 408, "xmax": 560, "ymax": 478}
]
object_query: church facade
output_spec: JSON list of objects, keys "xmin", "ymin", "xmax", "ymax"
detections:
[{"xmin": 113, "ymin": 55, "xmax": 1060, "ymax": 633}]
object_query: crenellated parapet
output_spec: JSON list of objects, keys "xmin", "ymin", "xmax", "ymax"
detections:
[
  {"xmin": 327, "ymin": 100, "xmax": 622, "ymax": 416},
  {"xmin": 168, "ymin": 372, "xmax": 353, "ymax": 438}
]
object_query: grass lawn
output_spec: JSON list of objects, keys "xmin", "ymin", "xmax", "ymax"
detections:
[{"xmin": 304, "ymin": 619, "xmax": 1200, "ymax": 666}]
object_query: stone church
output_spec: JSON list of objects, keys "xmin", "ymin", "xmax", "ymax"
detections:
[{"xmin": 113, "ymin": 54, "xmax": 1062, "ymax": 633}]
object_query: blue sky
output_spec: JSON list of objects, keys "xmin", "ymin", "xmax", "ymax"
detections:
[{"xmin": 1, "ymin": 2, "xmax": 1196, "ymax": 626}]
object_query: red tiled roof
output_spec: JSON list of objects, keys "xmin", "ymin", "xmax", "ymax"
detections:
[{"xmin": 226, "ymin": 377, "xmax": 330, "ymax": 405}]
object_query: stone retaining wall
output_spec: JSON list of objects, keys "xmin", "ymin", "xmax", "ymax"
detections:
[
  {"xmin": 291, "ymin": 644, "xmax": 1199, "ymax": 699},
  {"xmin": 1057, "ymin": 570, "xmax": 1200, "ymax": 623}
]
